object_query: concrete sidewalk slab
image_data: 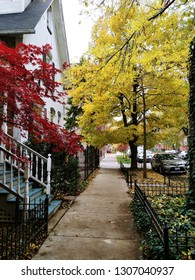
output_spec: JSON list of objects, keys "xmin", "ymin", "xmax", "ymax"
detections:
[{"xmin": 33, "ymin": 153, "xmax": 141, "ymax": 260}]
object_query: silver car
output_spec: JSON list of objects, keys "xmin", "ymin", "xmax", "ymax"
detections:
[
  {"xmin": 151, "ymin": 153, "xmax": 187, "ymax": 174},
  {"xmin": 137, "ymin": 150, "xmax": 153, "ymax": 163}
]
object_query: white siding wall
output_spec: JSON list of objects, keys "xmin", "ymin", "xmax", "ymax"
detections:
[
  {"xmin": 1, "ymin": 0, "xmax": 68, "ymax": 141},
  {"xmin": 0, "ymin": 0, "xmax": 31, "ymax": 14},
  {"xmin": 23, "ymin": 8, "xmax": 66, "ymax": 129}
]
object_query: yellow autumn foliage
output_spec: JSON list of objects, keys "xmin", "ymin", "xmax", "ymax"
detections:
[{"xmin": 64, "ymin": 0, "xmax": 194, "ymax": 149}]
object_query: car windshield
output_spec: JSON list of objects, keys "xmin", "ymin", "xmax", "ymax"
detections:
[{"xmin": 160, "ymin": 154, "xmax": 179, "ymax": 160}]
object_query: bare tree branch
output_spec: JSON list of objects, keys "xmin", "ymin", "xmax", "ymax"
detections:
[
  {"xmin": 148, "ymin": 0, "xmax": 177, "ymax": 21},
  {"xmin": 97, "ymin": 31, "xmax": 136, "ymax": 73},
  {"xmin": 97, "ymin": 0, "xmax": 106, "ymax": 8},
  {"xmin": 93, "ymin": 0, "xmax": 189, "ymax": 73}
]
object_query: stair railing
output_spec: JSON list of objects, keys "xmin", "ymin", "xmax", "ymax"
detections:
[
  {"xmin": 0, "ymin": 147, "xmax": 23, "ymax": 201},
  {"xmin": 0, "ymin": 134, "xmax": 52, "ymax": 204}
]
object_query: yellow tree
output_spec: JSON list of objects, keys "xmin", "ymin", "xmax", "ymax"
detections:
[{"xmin": 65, "ymin": 0, "xmax": 194, "ymax": 169}]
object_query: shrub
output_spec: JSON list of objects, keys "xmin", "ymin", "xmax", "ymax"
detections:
[
  {"xmin": 130, "ymin": 194, "xmax": 195, "ymax": 260},
  {"xmin": 130, "ymin": 197, "xmax": 164, "ymax": 259},
  {"xmin": 25, "ymin": 138, "xmax": 84, "ymax": 195}
]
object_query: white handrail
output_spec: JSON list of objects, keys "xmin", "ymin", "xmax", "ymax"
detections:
[{"xmin": 0, "ymin": 134, "xmax": 52, "ymax": 203}]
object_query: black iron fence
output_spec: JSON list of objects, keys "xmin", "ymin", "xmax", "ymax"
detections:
[
  {"xmin": 84, "ymin": 146, "xmax": 99, "ymax": 179},
  {"xmin": 124, "ymin": 167, "xmax": 189, "ymax": 194},
  {"xmin": 79, "ymin": 146, "xmax": 99, "ymax": 180},
  {"xmin": 0, "ymin": 196, "xmax": 48, "ymax": 260},
  {"xmin": 167, "ymin": 227, "xmax": 195, "ymax": 260},
  {"xmin": 135, "ymin": 180, "xmax": 189, "ymax": 197},
  {"xmin": 134, "ymin": 182, "xmax": 195, "ymax": 260},
  {"xmin": 163, "ymin": 174, "xmax": 189, "ymax": 188}
]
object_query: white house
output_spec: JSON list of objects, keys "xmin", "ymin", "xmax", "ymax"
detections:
[
  {"xmin": 0, "ymin": 0, "xmax": 31, "ymax": 14},
  {"xmin": 0, "ymin": 0, "xmax": 69, "ymax": 141},
  {"xmin": 0, "ymin": 0, "xmax": 71, "ymax": 222}
]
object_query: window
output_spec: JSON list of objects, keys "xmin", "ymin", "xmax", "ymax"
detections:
[
  {"xmin": 50, "ymin": 107, "xmax": 56, "ymax": 123},
  {"xmin": 57, "ymin": 111, "xmax": 61, "ymax": 124},
  {"xmin": 42, "ymin": 51, "xmax": 55, "ymax": 82},
  {"xmin": 0, "ymin": 36, "xmax": 16, "ymax": 48},
  {"xmin": 43, "ymin": 108, "xmax": 47, "ymax": 119}
]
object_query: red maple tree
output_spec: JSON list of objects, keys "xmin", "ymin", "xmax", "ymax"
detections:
[{"xmin": 0, "ymin": 41, "xmax": 82, "ymax": 154}]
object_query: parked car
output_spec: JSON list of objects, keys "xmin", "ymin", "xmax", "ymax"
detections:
[
  {"xmin": 151, "ymin": 153, "xmax": 188, "ymax": 174},
  {"xmin": 165, "ymin": 150, "xmax": 178, "ymax": 154},
  {"xmin": 107, "ymin": 147, "xmax": 112, "ymax": 153},
  {"xmin": 178, "ymin": 150, "xmax": 188, "ymax": 160},
  {"xmin": 127, "ymin": 149, "xmax": 131, "ymax": 158},
  {"xmin": 137, "ymin": 150, "xmax": 153, "ymax": 163}
]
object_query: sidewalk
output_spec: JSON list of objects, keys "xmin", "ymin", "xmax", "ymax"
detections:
[{"xmin": 33, "ymin": 153, "xmax": 141, "ymax": 260}]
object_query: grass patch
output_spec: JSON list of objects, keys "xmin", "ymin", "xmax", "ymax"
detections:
[{"xmin": 116, "ymin": 154, "xmax": 131, "ymax": 164}]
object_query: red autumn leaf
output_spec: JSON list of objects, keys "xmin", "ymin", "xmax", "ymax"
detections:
[{"xmin": 0, "ymin": 41, "xmax": 82, "ymax": 155}]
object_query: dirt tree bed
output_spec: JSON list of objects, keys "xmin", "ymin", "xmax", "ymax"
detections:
[{"xmin": 128, "ymin": 168, "xmax": 188, "ymax": 185}]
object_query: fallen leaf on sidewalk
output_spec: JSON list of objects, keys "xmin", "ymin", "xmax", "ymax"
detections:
[{"xmin": 108, "ymin": 220, "xmax": 115, "ymax": 224}]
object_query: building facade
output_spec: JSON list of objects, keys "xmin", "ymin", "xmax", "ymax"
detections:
[{"xmin": 0, "ymin": 0, "xmax": 69, "ymax": 141}]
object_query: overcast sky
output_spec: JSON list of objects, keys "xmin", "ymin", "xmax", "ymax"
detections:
[{"xmin": 62, "ymin": 0, "xmax": 93, "ymax": 63}]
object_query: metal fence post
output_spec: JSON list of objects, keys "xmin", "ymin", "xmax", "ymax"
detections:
[
  {"xmin": 15, "ymin": 196, "xmax": 20, "ymax": 224},
  {"xmin": 44, "ymin": 194, "xmax": 49, "ymax": 233},
  {"xmin": 191, "ymin": 250, "xmax": 195, "ymax": 260},
  {"xmin": 126, "ymin": 169, "xmax": 129, "ymax": 185},
  {"xmin": 163, "ymin": 223, "xmax": 169, "ymax": 260},
  {"xmin": 129, "ymin": 173, "xmax": 133, "ymax": 189}
]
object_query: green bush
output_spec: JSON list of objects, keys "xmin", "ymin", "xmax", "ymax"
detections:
[
  {"xmin": 51, "ymin": 152, "xmax": 81, "ymax": 195},
  {"xmin": 130, "ymin": 197, "xmax": 164, "ymax": 259},
  {"xmin": 130, "ymin": 194, "xmax": 195, "ymax": 260},
  {"xmin": 130, "ymin": 197, "xmax": 152, "ymax": 232},
  {"xmin": 150, "ymin": 195, "xmax": 195, "ymax": 233},
  {"xmin": 25, "ymin": 138, "xmax": 84, "ymax": 195}
]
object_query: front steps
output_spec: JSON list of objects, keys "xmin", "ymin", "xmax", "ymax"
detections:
[{"xmin": 0, "ymin": 163, "xmax": 61, "ymax": 223}]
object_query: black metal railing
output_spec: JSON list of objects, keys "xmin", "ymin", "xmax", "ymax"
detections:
[
  {"xmin": 163, "ymin": 174, "xmax": 189, "ymax": 187},
  {"xmin": 123, "ymin": 168, "xmax": 133, "ymax": 188},
  {"xmin": 84, "ymin": 146, "xmax": 99, "ymax": 180},
  {"xmin": 0, "ymin": 196, "xmax": 48, "ymax": 260},
  {"xmin": 168, "ymin": 227, "xmax": 195, "ymax": 260},
  {"xmin": 123, "ymin": 166, "xmax": 189, "ymax": 194},
  {"xmin": 134, "ymin": 183, "xmax": 164, "ymax": 242},
  {"xmin": 79, "ymin": 146, "xmax": 99, "ymax": 180},
  {"xmin": 134, "ymin": 182, "xmax": 195, "ymax": 259},
  {"xmin": 136, "ymin": 181, "xmax": 189, "ymax": 197}
]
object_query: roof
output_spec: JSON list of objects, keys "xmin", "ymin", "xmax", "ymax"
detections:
[{"xmin": 0, "ymin": 0, "xmax": 53, "ymax": 34}]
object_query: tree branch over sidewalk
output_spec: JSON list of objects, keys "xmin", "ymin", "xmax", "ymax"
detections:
[{"xmin": 82, "ymin": 0, "xmax": 190, "ymax": 70}]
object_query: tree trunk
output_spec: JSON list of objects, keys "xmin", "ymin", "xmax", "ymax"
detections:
[
  {"xmin": 118, "ymin": 93, "xmax": 138, "ymax": 169},
  {"xmin": 130, "ymin": 82, "xmax": 139, "ymax": 169},
  {"xmin": 129, "ymin": 141, "xmax": 137, "ymax": 169}
]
